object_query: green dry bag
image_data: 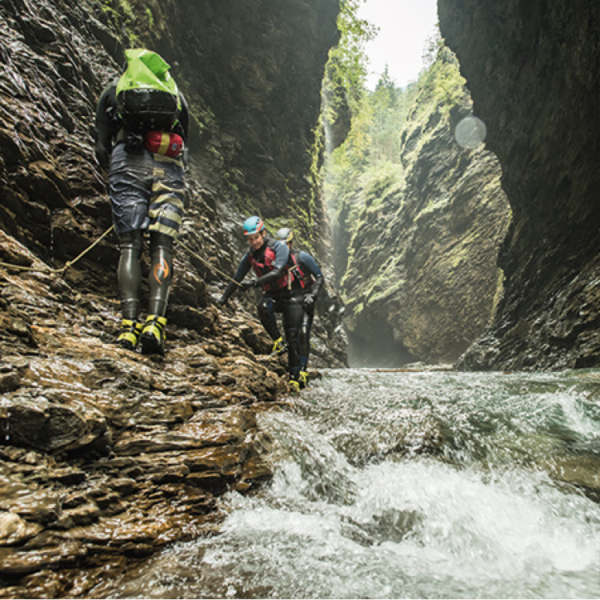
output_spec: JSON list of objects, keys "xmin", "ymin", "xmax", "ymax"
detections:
[{"xmin": 116, "ymin": 48, "xmax": 181, "ymax": 133}]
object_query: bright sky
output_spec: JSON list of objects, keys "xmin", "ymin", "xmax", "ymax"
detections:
[{"xmin": 356, "ymin": 0, "xmax": 439, "ymax": 90}]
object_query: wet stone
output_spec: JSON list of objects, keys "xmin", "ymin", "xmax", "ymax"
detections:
[
  {"xmin": 53, "ymin": 503, "xmax": 101, "ymax": 530},
  {"xmin": 107, "ymin": 478, "xmax": 138, "ymax": 495},
  {"xmin": 45, "ymin": 467, "xmax": 88, "ymax": 485},
  {"xmin": 0, "ymin": 542, "xmax": 88, "ymax": 575},
  {"xmin": 0, "ymin": 511, "xmax": 43, "ymax": 546},
  {"xmin": 0, "ymin": 488, "xmax": 61, "ymax": 526},
  {"xmin": 62, "ymin": 492, "xmax": 90, "ymax": 510},
  {"xmin": 185, "ymin": 471, "xmax": 229, "ymax": 494}
]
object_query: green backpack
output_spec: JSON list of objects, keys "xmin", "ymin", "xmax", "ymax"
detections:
[{"xmin": 116, "ymin": 48, "xmax": 181, "ymax": 133}]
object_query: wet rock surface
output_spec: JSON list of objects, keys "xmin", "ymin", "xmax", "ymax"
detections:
[
  {"xmin": 0, "ymin": 239, "xmax": 291, "ymax": 595},
  {"xmin": 0, "ymin": 0, "xmax": 344, "ymax": 596},
  {"xmin": 0, "ymin": 217, "xmax": 303, "ymax": 595}
]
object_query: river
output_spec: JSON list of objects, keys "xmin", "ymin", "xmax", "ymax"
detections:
[{"xmin": 112, "ymin": 368, "xmax": 600, "ymax": 599}]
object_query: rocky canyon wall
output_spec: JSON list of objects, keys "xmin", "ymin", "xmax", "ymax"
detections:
[
  {"xmin": 337, "ymin": 50, "xmax": 511, "ymax": 367},
  {"xmin": 439, "ymin": 0, "xmax": 600, "ymax": 370}
]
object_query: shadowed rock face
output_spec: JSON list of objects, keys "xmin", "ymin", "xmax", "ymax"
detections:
[
  {"xmin": 0, "ymin": 0, "xmax": 343, "ymax": 595},
  {"xmin": 438, "ymin": 0, "xmax": 600, "ymax": 370},
  {"xmin": 145, "ymin": 0, "xmax": 340, "ymax": 233}
]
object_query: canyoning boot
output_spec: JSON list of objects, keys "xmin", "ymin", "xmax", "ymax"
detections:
[
  {"xmin": 288, "ymin": 378, "xmax": 301, "ymax": 393},
  {"xmin": 299, "ymin": 371, "xmax": 309, "ymax": 389},
  {"xmin": 271, "ymin": 336, "xmax": 286, "ymax": 356},
  {"xmin": 116, "ymin": 319, "xmax": 143, "ymax": 351},
  {"xmin": 140, "ymin": 315, "xmax": 167, "ymax": 355}
]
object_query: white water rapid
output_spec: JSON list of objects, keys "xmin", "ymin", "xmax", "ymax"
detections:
[{"xmin": 113, "ymin": 369, "xmax": 600, "ymax": 599}]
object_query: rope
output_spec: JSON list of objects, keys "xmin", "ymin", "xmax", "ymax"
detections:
[
  {"xmin": 0, "ymin": 226, "xmax": 289, "ymax": 292},
  {"xmin": 176, "ymin": 239, "xmax": 299, "ymax": 289},
  {"xmin": 176, "ymin": 239, "xmax": 242, "ymax": 287},
  {"xmin": 177, "ymin": 239, "xmax": 304, "ymax": 290},
  {"xmin": 57, "ymin": 224, "xmax": 115, "ymax": 273},
  {"xmin": 0, "ymin": 225, "xmax": 115, "ymax": 275},
  {"xmin": 0, "ymin": 226, "xmax": 242, "ymax": 289}
]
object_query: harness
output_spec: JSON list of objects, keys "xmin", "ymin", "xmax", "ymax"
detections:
[
  {"xmin": 288, "ymin": 253, "xmax": 306, "ymax": 291},
  {"xmin": 291, "ymin": 252, "xmax": 314, "ymax": 291},
  {"xmin": 248, "ymin": 240, "xmax": 305, "ymax": 293}
]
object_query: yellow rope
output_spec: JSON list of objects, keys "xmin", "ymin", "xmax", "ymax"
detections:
[
  {"xmin": 0, "ymin": 226, "xmax": 242, "ymax": 288},
  {"xmin": 57, "ymin": 224, "xmax": 115, "ymax": 273},
  {"xmin": 0, "ymin": 226, "xmax": 290, "ymax": 293},
  {"xmin": 0, "ymin": 225, "xmax": 115, "ymax": 274}
]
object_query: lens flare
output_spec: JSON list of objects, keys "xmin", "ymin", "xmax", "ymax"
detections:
[{"xmin": 454, "ymin": 116, "xmax": 487, "ymax": 149}]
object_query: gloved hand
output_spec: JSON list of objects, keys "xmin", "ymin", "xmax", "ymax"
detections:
[
  {"xmin": 303, "ymin": 294, "xmax": 315, "ymax": 308},
  {"xmin": 217, "ymin": 295, "xmax": 227, "ymax": 306},
  {"xmin": 241, "ymin": 280, "xmax": 258, "ymax": 291}
]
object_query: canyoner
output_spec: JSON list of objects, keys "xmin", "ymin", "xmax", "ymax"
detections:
[
  {"xmin": 217, "ymin": 217, "xmax": 307, "ymax": 392},
  {"xmin": 275, "ymin": 227, "xmax": 324, "ymax": 389},
  {"xmin": 94, "ymin": 48, "xmax": 189, "ymax": 356}
]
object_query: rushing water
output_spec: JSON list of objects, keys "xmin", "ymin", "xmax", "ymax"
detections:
[{"xmin": 114, "ymin": 369, "xmax": 600, "ymax": 599}]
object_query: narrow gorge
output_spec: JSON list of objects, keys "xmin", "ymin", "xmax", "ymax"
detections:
[
  {"xmin": 0, "ymin": 0, "xmax": 599, "ymax": 597},
  {"xmin": 329, "ymin": 46, "xmax": 511, "ymax": 367}
]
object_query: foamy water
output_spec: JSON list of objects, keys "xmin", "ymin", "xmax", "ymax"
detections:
[{"xmin": 113, "ymin": 369, "xmax": 600, "ymax": 599}]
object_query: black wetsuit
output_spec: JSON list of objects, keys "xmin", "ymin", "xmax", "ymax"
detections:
[
  {"xmin": 294, "ymin": 251, "xmax": 324, "ymax": 370},
  {"xmin": 220, "ymin": 238, "xmax": 304, "ymax": 379}
]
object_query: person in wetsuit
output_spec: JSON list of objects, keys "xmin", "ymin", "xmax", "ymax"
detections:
[
  {"xmin": 94, "ymin": 49, "xmax": 189, "ymax": 355},
  {"xmin": 275, "ymin": 227, "xmax": 324, "ymax": 388},
  {"xmin": 218, "ymin": 216, "xmax": 305, "ymax": 392}
]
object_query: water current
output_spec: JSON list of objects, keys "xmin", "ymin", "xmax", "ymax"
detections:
[{"xmin": 114, "ymin": 368, "xmax": 600, "ymax": 599}]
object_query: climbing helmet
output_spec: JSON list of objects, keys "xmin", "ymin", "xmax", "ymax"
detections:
[
  {"xmin": 275, "ymin": 227, "xmax": 293, "ymax": 244},
  {"xmin": 243, "ymin": 216, "xmax": 265, "ymax": 236}
]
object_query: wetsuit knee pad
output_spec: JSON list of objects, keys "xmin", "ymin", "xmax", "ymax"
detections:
[
  {"xmin": 119, "ymin": 230, "xmax": 143, "ymax": 256},
  {"xmin": 150, "ymin": 232, "xmax": 174, "ymax": 253},
  {"xmin": 257, "ymin": 297, "xmax": 280, "ymax": 340},
  {"xmin": 148, "ymin": 232, "xmax": 174, "ymax": 317},
  {"xmin": 258, "ymin": 297, "xmax": 275, "ymax": 317}
]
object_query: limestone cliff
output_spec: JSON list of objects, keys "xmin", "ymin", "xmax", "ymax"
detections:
[
  {"xmin": 439, "ymin": 0, "xmax": 600, "ymax": 370},
  {"xmin": 0, "ymin": 0, "xmax": 343, "ymax": 594},
  {"xmin": 336, "ymin": 48, "xmax": 511, "ymax": 366}
]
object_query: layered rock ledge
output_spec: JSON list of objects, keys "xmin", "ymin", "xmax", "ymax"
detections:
[{"xmin": 0, "ymin": 228, "xmax": 295, "ymax": 598}]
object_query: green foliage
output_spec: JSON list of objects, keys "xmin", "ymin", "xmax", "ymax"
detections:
[
  {"xmin": 324, "ymin": 0, "xmax": 377, "ymax": 119},
  {"xmin": 414, "ymin": 40, "xmax": 467, "ymax": 119},
  {"xmin": 100, "ymin": 0, "xmax": 140, "ymax": 45},
  {"xmin": 145, "ymin": 8, "xmax": 155, "ymax": 28},
  {"xmin": 325, "ymin": 29, "xmax": 468, "ymax": 209}
]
